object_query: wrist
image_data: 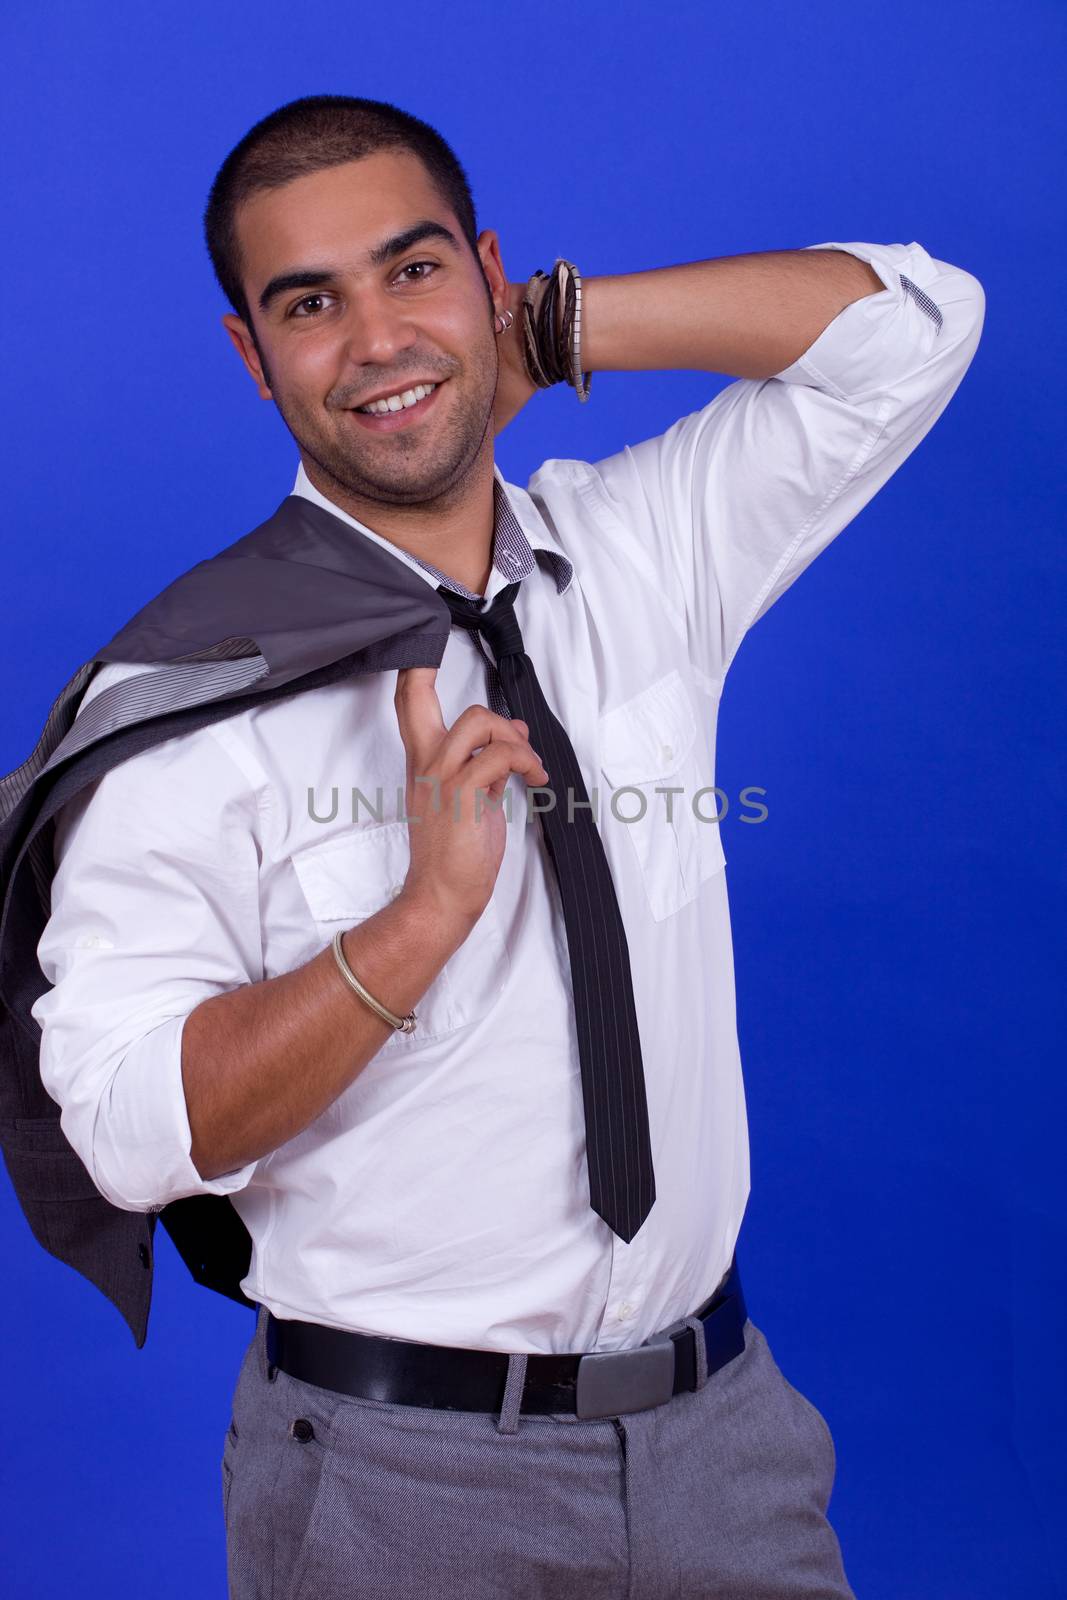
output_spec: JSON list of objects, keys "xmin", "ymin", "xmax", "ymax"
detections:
[
  {"xmin": 393, "ymin": 878, "xmax": 480, "ymax": 954},
  {"xmin": 336, "ymin": 887, "xmax": 469, "ymax": 1030}
]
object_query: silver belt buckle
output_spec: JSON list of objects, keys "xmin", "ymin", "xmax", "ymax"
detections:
[{"xmin": 574, "ymin": 1317, "xmax": 691, "ymax": 1420}]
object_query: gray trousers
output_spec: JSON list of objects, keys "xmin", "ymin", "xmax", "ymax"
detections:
[{"xmin": 222, "ymin": 1304, "xmax": 856, "ymax": 1598}]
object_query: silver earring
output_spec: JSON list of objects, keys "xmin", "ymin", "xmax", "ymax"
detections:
[{"xmin": 494, "ymin": 307, "xmax": 515, "ymax": 335}]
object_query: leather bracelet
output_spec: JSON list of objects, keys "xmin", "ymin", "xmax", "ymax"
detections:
[
  {"xmin": 330, "ymin": 931, "xmax": 417, "ymax": 1034},
  {"xmin": 521, "ymin": 259, "xmax": 592, "ymax": 402}
]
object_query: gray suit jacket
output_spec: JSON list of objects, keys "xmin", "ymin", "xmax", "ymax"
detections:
[{"xmin": 0, "ymin": 493, "xmax": 454, "ymax": 1346}]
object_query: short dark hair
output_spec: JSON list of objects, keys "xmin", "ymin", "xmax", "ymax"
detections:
[{"xmin": 203, "ymin": 94, "xmax": 482, "ymax": 328}]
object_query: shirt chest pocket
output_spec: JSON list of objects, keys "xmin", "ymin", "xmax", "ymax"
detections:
[
  {"xmin": 598, "ymin": 669, "xmax": 726, "ymax": 922},
  {"xmin": 287, "ymin": 821, "xmax": 510, "ymax": 1049}
]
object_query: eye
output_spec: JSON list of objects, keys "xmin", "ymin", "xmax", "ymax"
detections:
[
  {"xmin": 289, "ymin": 293, "xmax": 337, "ymax": 319},
  {"xmin": 397, "ymin": 260, "xmax": 439, "ymax": 284}
]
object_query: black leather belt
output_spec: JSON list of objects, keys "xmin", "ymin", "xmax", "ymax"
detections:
[{"xmin": 265, "ymin": 1255, "xmax": 747, "ymax": 1421}]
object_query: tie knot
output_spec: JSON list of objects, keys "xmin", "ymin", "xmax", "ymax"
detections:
[{"xmin": 437, "ymin": 580, "xmax": 525, "ymax": 661}]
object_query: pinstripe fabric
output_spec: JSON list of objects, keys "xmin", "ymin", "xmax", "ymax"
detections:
[
  {"xmin": 0, "ymin": 648, "xmax": 273, "ymax": 929},
  {"xmin": 0, "ymin": 662, "xmax": 96, "ymax": 816},
  {"xmin": 437, "ymin": 580, "xmax": 655, "ymax": 1244},
  {"xmin": 28, "ymin": 653, "xmax": 271, "ymax": 916},
  {"xmin": 0, "ymin": 661, "xmax": 97, "ymax": 917},
  {"xmin": 40, "ymin": 651, "xmax": 270, "ymax": 776}
]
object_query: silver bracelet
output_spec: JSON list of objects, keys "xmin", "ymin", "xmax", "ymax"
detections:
[
  {"xmin": 557, "ymin": 257, "xmax": 592, "ymax": 403},
  {"xmin": 331, "ymin": 931, "xmax": 417, "ymax": 1034}
]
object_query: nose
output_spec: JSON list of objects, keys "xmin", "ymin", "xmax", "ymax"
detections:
[{"xmin": 338, "ymin": 288, "xmax": 420, "ymax": 373}]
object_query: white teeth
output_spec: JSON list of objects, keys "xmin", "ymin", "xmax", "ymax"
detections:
[{"xmin": 358, "ymin": 382, "xmax": 436, "ymax": 415}]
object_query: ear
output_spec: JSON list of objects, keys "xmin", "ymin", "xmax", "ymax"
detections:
[
  {"xmin": 221, "ymin": 314, "xmax": 273, "ymax": 400},
  {"xmin": 475, "ymin": 230, "xmax": 509, "ymax": 319}
]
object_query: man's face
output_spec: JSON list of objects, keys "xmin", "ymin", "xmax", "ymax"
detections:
[{"xmin": 222, "ymin": 151, "xmax": 504, "ymax": 506}]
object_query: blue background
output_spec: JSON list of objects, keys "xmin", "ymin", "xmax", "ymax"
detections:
[{"xmin": 1, "ymin": 2, "xmax": 1063, "ymax": 1595}]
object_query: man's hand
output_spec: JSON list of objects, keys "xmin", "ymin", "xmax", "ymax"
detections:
[
  {"xmin": 492, "ymin": 281, "xmax": 540, "ymax": 436},
  {"xmin": 394, "ymin": 665, "xmax": 549, "ymax": 927}
]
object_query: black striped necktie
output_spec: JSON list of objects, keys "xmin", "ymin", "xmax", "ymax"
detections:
[{"xmin": 436, "ymin": 579, "xmax": 656, "ymax": 1244}]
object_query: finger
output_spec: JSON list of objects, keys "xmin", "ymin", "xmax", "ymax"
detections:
[
  {"xmin": 394, "ymin": 668, "xmax": 446, "ymax": 765},
  {"xmin": 464, "ymin": 739, "xmax": 550, "ymax": 796},
  {"xmin": 438, "ymin": 705, "xmax": 528, "ymax": 779}
]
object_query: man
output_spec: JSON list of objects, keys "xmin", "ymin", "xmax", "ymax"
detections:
[{"xmin": 20, "ymin": 93, "xmax": 983, "ymax": 1597}]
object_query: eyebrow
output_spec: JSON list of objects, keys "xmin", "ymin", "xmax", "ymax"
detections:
[{"xmin": 257, "ymin": 220, "xmax": 462, "ymax": 314}]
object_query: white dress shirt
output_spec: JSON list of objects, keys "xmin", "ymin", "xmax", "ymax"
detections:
[{"xmin": 31, "ymin": 241, "xmax": 984, "ymax": 1354}]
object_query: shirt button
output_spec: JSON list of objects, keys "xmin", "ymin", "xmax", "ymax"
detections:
[
  {"xmin": 137, "ymin": 1243, "xmax": 150, "ymax": 1269},
  {"xmin": 616, "ymin": 1301, "xmax": 636, "ymax": 1320},
  {"xmin": 290, "ymin": 1418, "xmax": 315, "ymax": 1442},
  {"xmin": 661, "ymin": 744, "xmax": 674, "ymax": 763}
]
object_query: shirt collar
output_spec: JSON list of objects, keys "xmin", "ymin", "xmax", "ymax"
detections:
[{"xmin": 291, "ymin": 460, "xmax": 573, "ymax": 605}]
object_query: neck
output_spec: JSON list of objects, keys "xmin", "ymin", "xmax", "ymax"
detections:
[{"xmin": 300, "ymin": 443, "xmax": 496, "ymax": 596}]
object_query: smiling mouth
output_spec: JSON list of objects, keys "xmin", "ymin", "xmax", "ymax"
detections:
[{"xmin": 348, "ymin": 379, "xmax": 447, "ymax": 432}]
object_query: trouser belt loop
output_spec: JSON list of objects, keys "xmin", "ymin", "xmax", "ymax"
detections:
[
  {"xmin": 682, "ymin": 1314, "xmax": 710, "ymax": 1389},
  {"xmin": 495, "ymin": 1352, "xmax": 529, "ymax": 1435}
]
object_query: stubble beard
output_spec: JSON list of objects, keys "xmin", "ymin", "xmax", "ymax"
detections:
[{"xmin": 261, "ymin": 322, "xmax": 500, "ymax": 512}]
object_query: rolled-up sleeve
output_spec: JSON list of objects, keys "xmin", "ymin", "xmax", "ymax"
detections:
[
  {"xmin": 31, "ymin": 720, "xmax": 265, "ymax": 1212},
  {"xmin": 584, "ymin": 239, "xmax": 986, "ymax": 683}
]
